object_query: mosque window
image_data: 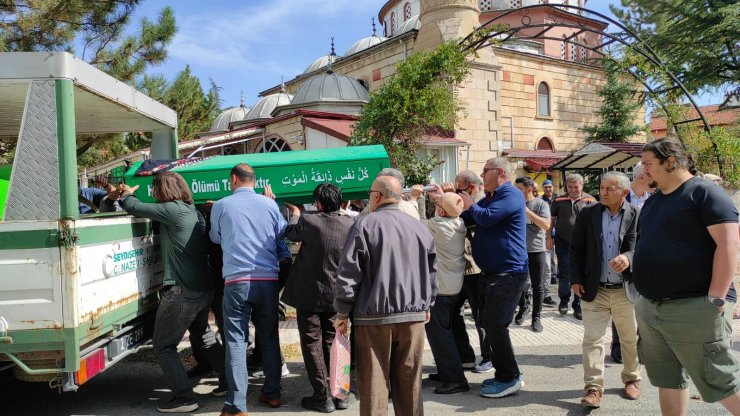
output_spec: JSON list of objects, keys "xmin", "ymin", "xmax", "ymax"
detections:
[
  {"xmin": 537, "ymin": 82, "xmax": 551, "ymax": 117},
  {"xmin": 581, "ymin": 46, "xmax": 587, "ymax": 63},
  {"xmin": 537, "ymin": 137, "xmax": 554, "ymax": 151},
  {"xmin": 391, "ymin": 12, "xmax": 396, "ymax": 35},
  {"xmin": 257, "ymin": 137, "xmax": 291, "ymax": 153},
  {"xmin": 560, "ymin": 41, "xmax": 565, "ymax": 60},
  {"xmin": 479, "ymin": 0, "xmax": 492, "ymax": 11},
  {"xmin": 404, "ymin": 3, "xmax": 411, "ymax": 21},
  {"xmin": 570, "ymin": 43, "xmax": 577, "ymax": 61}
]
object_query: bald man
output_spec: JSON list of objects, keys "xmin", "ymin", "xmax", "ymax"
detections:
[{"xmin": 334, "ymin": 176, "xmax": 437, "ymax": 416}]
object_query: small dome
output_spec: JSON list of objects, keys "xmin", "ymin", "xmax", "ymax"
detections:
[
  {"xmin": 345, "ymin": 34, "xmax": 387, "ymax": 56},
  {"xmin": 395, "ymin": 15, "xmax": 420, "ymax": 36},
  {"xmin": 210, "ymin": 104, "xmax": 249, "ymax": 132},
  {"xmin": 244, "ymin": 91, "xmax": 294, "ymax": 121},
  {"xmin": 289, "ymin": 71, "xmax": 369, "ymax": 108},
  {"xmin": 303, "ymin": 54, "xmax": 341, "ymax": 74}
]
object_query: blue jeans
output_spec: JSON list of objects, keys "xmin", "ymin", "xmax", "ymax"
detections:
[
  {"xmin": 222, "ymin": 281, "xmax": 281, "ymax": 414},
  {"xmin": 481, "ymin": 272, "xmax": 527, "ymax": 382},
  {"xmin": 555, "ymin": 240, "xmax": 580, "ymax": 311},
  {"xmin": 153, "ymin": 286, "xmax": 219, "ymax": 399}
]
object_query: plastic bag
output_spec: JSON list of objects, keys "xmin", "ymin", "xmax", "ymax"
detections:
[{"xmin": 329, "ymin": 330, "xmax": 351, "ymax": 400}]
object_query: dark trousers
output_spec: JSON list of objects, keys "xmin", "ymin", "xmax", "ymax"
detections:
[
  {"xmin": 451, "ymin": 273, "xmax": 489, "ymax": 363},
  {"xmin": 153, "ymin": 286, "xmax": 224, "ymax": 398},
  {"xmin": 296, "ymin": 310, "xmax": 336, "ymax": 400},
  {"xmin": 555, "ymin": 240, "xmax": 581, "ymax": 312},
  {"xmin": 481, "ymin": 272, "xmax": 527, "ymax": 382},
  {"xmin": 192, "ymin": 284, "xmax": 224, "ymax": 368},
  {"xmin": 426, "ymin": 295, "xmax": 467, "ymax": 383},
  {"xmin": 527, "ymin": 252, "xmax": 547, "ymax": 321}
]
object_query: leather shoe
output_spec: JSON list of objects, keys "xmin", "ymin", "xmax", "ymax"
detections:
[
  {"xmin": 333, "ymin": 396, "xmax": 350, "ymax": 410},
  {"xmin": 558, "ymin": 303, "xmax": 568, "ymax": 315},
  {"xmin": 428, "ymin": 373, "xmax": 443, "ymax": 382},
  {"xmin": 624, "ymin": 381, "xmax": 641, "ymax": 400},
  {"xmin": 434, "ymin": 381, "xmax": 470, "ymax": 394},
  {"xmin": 514, "ymin": 306, "xmax": 529, "ymax": 325},
  {"xmin": 186, "ymin": 363, "xmax": 212, "ymax": 378},
  {"xmin": 532, "ymin": 319, "xmax": 543, "ymax": 333},
  {"xmin": 258, "ymin": 393, "xmax": 281, "ymax": 408},
  {"xmin": 301, "ymin": 396, "xmax": 335, "ymax": 413},
  {"xmin": 581, "ymin": 388, "xmax": 602, "ymax": 408},
  {"xmin": 574, "ymin": 309, "xmax": 583, "ymax": 320}
]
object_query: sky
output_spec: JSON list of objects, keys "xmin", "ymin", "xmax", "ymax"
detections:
[{"xmin": 130, "ymin": 0, "xmax": 725, "ymax": 112}]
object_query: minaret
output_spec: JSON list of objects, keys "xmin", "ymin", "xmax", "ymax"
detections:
[{"xmin": 415, "ymin": 0, "xmax": 480, "ymax": 51}]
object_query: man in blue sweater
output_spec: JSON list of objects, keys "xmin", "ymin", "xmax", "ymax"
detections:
[{"xmin": 460, "ymin": 157, "xmax": 528, "ymax": 399}]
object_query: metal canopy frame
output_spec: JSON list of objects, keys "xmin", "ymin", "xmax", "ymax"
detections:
[{"xmin": 461, "ymin": 4, "xmax": 713, "ymax": 137}]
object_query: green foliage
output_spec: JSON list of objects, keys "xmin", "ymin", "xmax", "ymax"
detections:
[
  {"xmin": 684, "ymin": 127, "xmax": 740, "ymax": 188},
  {"xmin": 611, "ymin": 0, "xmax": 739, "ymax": 98},
  {"xmin": 580, "ymin": 60, "xmax": 644, "ymax": 143},
  {"xmin": 349, "ymin": 40, "xmax": 472, "ymax": 184},
  {"xmin": 0, "ymin": 1, "xmax": 176, "ymax": 84}
]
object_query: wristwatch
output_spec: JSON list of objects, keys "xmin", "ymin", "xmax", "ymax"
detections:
[{"xmin": 707, "ymin": 295, "xmax": 726, "ymax": 308}]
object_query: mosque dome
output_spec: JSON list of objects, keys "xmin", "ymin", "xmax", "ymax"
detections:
[
  {"xmin": 303, "ymin": 54, "xmax": 340, "ymax": 74},
  {"xmin": 210, "ymin": 103, "xmax": 249, "ymax": 132},
  {"xmin": 244, "ymin": 90, "xmax": 294, "ymax": 121},
  {"xmin": 289, "ymin": 71, "xmax": 369, "ymax": 108},
  {"xmin": 346, "ymin": 19, "xmax": 387, "ymax": 55},
  {"xmin": 395, "ymin": 14, "xmax": 420, "ymax": 36}
]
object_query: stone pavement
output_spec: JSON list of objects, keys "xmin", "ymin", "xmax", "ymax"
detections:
[{"xmin": 264, "ymin": 282, "xmax": 740, "ymax": 416}]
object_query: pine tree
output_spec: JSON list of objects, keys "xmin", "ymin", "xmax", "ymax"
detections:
[{"xmin": 580, "ymin": 60, "xmax": 643, "ymax": 143}]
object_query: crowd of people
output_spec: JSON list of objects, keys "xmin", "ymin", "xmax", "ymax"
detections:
[{"xmin": 101, "ymin": 137, "xmax": 738, "ymax": 416}]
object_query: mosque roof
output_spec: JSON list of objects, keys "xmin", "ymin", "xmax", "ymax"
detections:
[
  {"xmin": 244, "ymin": 90, "xmax": 294, "ymax": 121},
  {"xmin": 287, "ymin": 70, "xmax": 369, "ymax": 109},
  {"xmin": 346, "ymin": 34, "xmax": 387, "ymax": 56},
  {"xmin": 394, "ymin": 14, "xmax": 420, "ymax": 36},
  {"xmin": 210, "ymin": 103, "xmax": 249, "ymax": 132}
]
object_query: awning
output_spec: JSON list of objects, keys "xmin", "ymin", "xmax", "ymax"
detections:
[
  {"xmin": 302, "ymin": 117, "xmax": 355, "ymax": 141},
  {"xmin": 550, "ymin": 142, "xmax": 645, "ymax": 170},
  {"xmin": 501, "ymin": 149, "xmax": 569, "ymax": 172}
]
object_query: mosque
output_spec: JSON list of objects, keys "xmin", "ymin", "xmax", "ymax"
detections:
[{"xmin": 100, "ymin": 0, "xmax": 647, "ymax": 185}]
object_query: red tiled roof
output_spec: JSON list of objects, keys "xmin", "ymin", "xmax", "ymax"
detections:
[
  {"xmin": 502, "ymin": 148, "xmax": 570, "ymax": 159},
  {"xmin": 650, "ymin": 105, "xmax": 740, "ymax": 132}
]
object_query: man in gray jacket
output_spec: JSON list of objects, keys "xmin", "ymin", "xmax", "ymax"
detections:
[{"xmin": 334, "ymin": 175, "xmax": 437, "ymax": 416}]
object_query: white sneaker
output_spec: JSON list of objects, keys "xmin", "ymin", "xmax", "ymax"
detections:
[
  {"xmin": 252, "ymin": 364, "xmax": 290, "ymax": 378},
  {"xmin": 473, "ymin": 359, "xmax": 494, "ymax": 373}
]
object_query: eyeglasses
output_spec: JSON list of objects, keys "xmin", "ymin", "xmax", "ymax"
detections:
[
  {"xmin": 482, "ymin": 167, "xmax": 500, "ymax": 175},
  {"xmin": 367, "ymin": 189, "xmax": 380, "ymax": 196}
]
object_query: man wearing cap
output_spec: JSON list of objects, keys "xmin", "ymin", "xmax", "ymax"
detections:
[{"xmin": 421, "ymin": 191, "xmax": 470, "ymax": 394}]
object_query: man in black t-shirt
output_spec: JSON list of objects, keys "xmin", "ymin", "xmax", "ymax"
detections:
[{"xmin": 633, "ymin": 138, "xmax": 740, "ymax": 415}]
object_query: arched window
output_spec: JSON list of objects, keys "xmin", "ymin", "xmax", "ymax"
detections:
[
  {"xmin": 537, "ymin": 137, "xmax": 554, "ymax": 151},
  {"xmin": 390, "ymin": 12, "xmax": 396, "ymax": 35},
  {"xmin": 257, "ymin": 137, "xmax": 291, "ymax": 153},
  {"xmin": 404, "ymin": 3, "xmax": 412, "ymax": 21},
  {"xmin": 537, "ymin": 82, "xmax": 550, "ymax": 117}
]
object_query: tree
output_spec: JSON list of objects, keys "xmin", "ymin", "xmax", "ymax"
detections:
[
  {"xmin": 122, "ymin": 66, "xmax": 222, "ymax": 154},
  {"xmin": 0, "ymin": 1, "xmax": 177, "ymax": 165},
  {"xmin": 611, "ymin": 0, "xmax": 739, "ymax": 100},
  {"xmin": 0, "ymin": 1, "xmax": 176, "ymax": 84},
  {"xmin": 580, "ymin": 60, "xmax": 644, "ymax": 143},
  {"xmin": 349, "ymin": 40, "xmax": 472, "ymax": 185}
]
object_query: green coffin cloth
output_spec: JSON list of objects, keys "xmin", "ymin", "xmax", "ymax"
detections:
[{"xmin": 124, "ymin": 145, "xmax": 390, "ymax": 205}]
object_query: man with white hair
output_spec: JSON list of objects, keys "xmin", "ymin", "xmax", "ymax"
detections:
[
  {"xmin": 569, "ymin": 171, "xmax": 642, "ymax": 408},
  {"xmin": 547, "ymin": 174, "xmax": 597, "ymax": 320},
  {"xmin": 628, "ymin": 163, "xmax": 654, "ymax": 209}
]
